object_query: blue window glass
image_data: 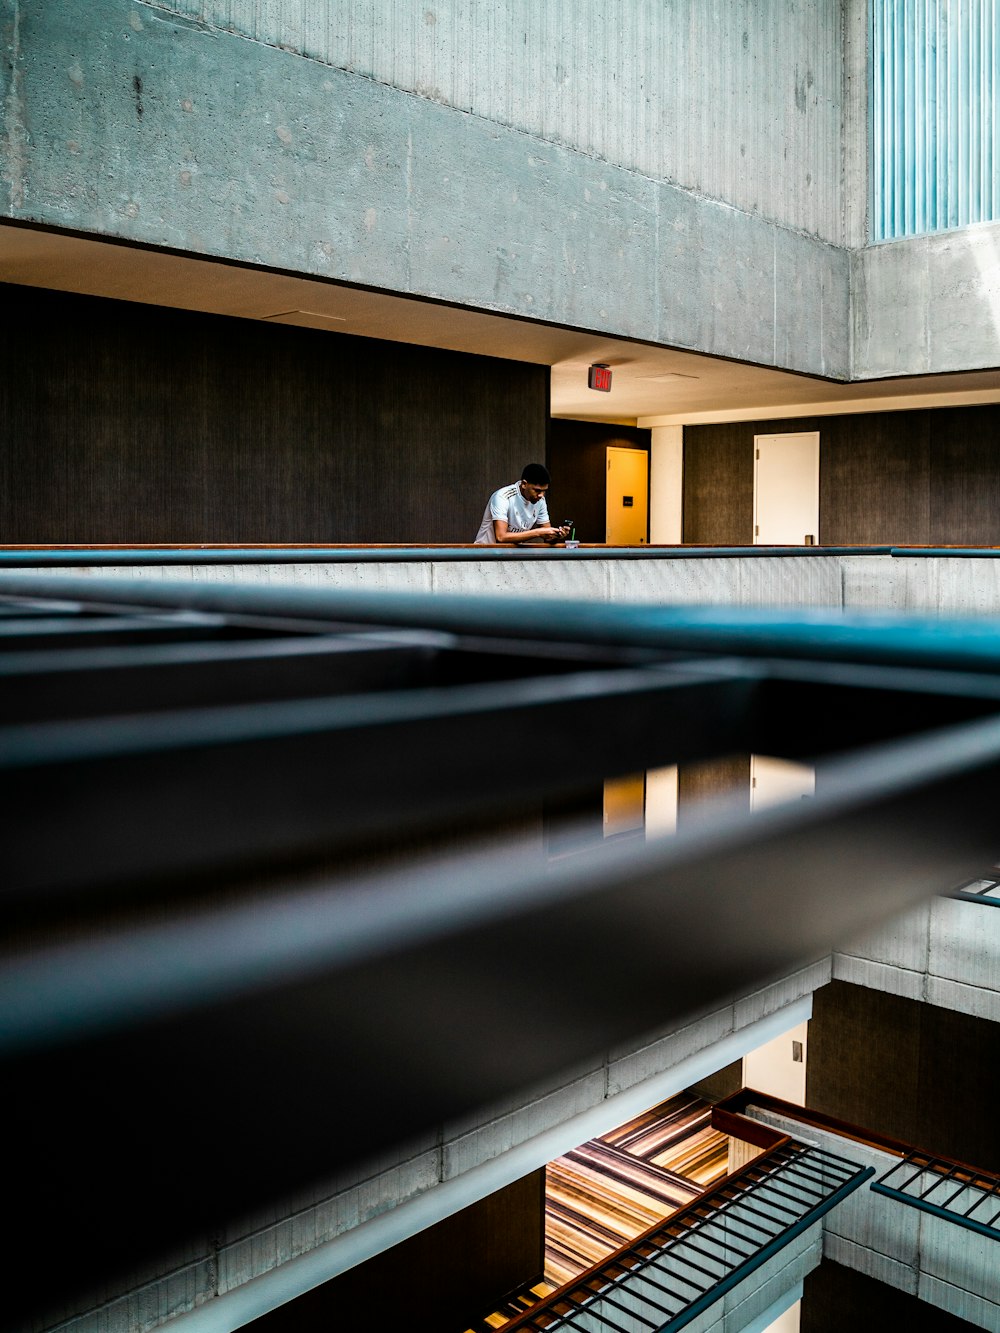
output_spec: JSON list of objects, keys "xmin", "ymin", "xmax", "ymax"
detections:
[{"xmin": 872, "ymin": 0, "xmax": 998, "ymax": 240}]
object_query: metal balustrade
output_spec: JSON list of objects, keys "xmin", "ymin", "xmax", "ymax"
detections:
[
  {"xmin": 872, "ymin": 1153, "xmax": 1000, "ymax": 1240},
  {"xmin": 505, "ymin": 1142, "xmax": 871, "ymax": 1332},
  {"xmin": 5, "ymin": 571, "xmax": 1000, "ymax": 1323},
  {"xmin": 946, "ymin": 871, "xmax": 1000, "ymax": 906}
]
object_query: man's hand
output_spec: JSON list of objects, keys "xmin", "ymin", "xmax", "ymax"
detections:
[{"xmin": 494, "ymin": 520, "xmax": 564, "ymax": 544}]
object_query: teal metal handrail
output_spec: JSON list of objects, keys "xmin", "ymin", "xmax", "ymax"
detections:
[
  {"xmin": 872, "ymin": 1152, "xmax": 1000, "ymax": 1241},
  {"xmin": 0, "ymin": 544, "xmax": 888, "ymax": 566},
  {"xmin": 944, "ymin": 870, "xmax": 1000, "ymax": 907}
]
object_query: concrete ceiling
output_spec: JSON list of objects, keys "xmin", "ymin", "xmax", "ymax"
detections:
[{"xmin": 3, "ymin": 221, "xmax": 1000, "ymax": 426}]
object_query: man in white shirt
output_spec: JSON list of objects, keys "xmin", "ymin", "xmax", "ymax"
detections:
[{"xmin": 474, "ymin": 463, "xmax": 569, "ymax": 545}]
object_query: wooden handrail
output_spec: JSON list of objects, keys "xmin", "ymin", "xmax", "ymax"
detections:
[
  {"xmin": 502, "ymin": 1121, "xmax": 794, "ymax": 1332},
  {"xmin": 717, "ymin": 1089, "xmax": 998, "ymax": 1179}
]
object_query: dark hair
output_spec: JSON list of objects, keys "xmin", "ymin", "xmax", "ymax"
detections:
[{"xmin": 521, "ymin": 463, "xmax": 550, "ymax": 485}]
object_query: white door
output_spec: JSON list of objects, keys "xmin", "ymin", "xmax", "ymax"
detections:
[
  {"xmin": 750, "ymin": 755, "xmax": 815, "ymax": 811},
  {"xmin": 753, "ymin": 432, "xmax": 819, "ymax": 545}
]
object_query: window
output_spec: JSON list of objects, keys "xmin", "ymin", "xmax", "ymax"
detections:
[{"xmin": 872, "ymin": 0, "xmax": 998, "ymax": 240}]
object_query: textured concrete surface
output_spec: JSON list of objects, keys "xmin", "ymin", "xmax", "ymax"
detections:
[
  {"xmin": 843, "ymin": 556, "xmax": 1000, "ymax": 615},
  {"xmin": 852, "ymin": 223, "xmax": 1000, "ymax": 379},
  {"xmin": 834, "ymin": 894, "xmax": 1000, "ymax": 1023},
  {"xmin": 2, "ymin": 0, "xmax": 995, "ymax": 395},
  {"xmin": 136, "ymin": 0, "xmax": 849, "ymax": 246},
  {"xmin": 0, "ymin": 0, "xmax": 850, "ymax": 378},
  {"xmin": 24, "ymin": 553, "xmax": 1000, "ymax": 620},
  {"xmin": 12, "ymin": 553, "xmax": 852, "ymax": 607}
]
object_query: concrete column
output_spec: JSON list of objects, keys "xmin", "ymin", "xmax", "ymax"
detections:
[{"xmin": 649, "ymin": 425, "xmax": 684, "ymax": 543}]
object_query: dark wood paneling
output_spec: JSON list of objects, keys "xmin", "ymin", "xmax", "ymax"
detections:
[
  {"xmin": 689, "ymin": 1059, "xmax": 743, "ymax": 1104},
  {"xmin": 548, "ymin": 420, "xmax": 650, "ymax": 544},
  {"xmin": 807, "ymin": 981, "xmax": 1000, "ymax": 1172},
  {"xmin": 248, "ymin": 1170, "xmax": 545, "ymax": 1333},
  {"xmin": 930, "ymin": 407, "xmax": 1000, "ymax": 544},
  {"xmin": 802, "ymin": 1260, "xmax": 979, "ymax": 1331},
  {"xmin": 685, "ymin": 406, "xmax": 1000, "ymax": 547},
  {"xmin": 0, "ymin": 283, "xmax": 547, "ymax": 544},
  {"xmin": 677, "ymin": 755, "xmax": 750, "ymax": 824},
  {"xmin": 682, "ymin": 426, "xmax": 755, "ymax": 544},
  {"xmin": 820, "ymin": 412, "xmax": 930, "ymax": 545}
]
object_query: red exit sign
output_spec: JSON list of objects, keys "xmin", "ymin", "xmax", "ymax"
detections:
[{"xmin": 588, "ymin": 363, "xmax": 612, "ymax": 392}]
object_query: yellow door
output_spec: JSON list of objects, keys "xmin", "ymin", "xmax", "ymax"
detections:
[
  {"xmin": 603, "ymin": 773, "xmax": 646, "ymax": 839},
  {"xmin": 606, "ymin": 447, "xmax": 648, "ymax": 544}
]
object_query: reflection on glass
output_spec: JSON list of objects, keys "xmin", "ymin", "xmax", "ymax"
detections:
[
  {"xmin": 547, "ymin": 756, "xmax": 816, "ymax": 860},
  {"xmin": 602, "ymin": 772, "xmax": 645, "ymax": 839},
  {"xmin": 751, "ymin": 755, "xmax": 815, "ymax": 810}
]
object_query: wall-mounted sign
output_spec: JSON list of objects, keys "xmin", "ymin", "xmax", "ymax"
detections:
[{"xmin": 588, "ymin": 363, "xmax": 612, "ymax": 392}]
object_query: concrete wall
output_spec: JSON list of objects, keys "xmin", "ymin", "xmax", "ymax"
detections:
[
  {"xmin": 140, "ymin": 0, "xmax": 849, "ymax": 246},
  {"xmin": 0, "ymin": 0, "xmax": 850, "ymax": 378},
  {"xmin": 22, "ymin": 552, "xmax": 1000, "ymax": 619},
  {"xmin": 834, "ymin": 897, "xmax": 1000, "ymax": 1025},
  {"xmin": 6, "ymin": 552, "xmax": 850, "ymax": 608},
  {"xmin": 843, "ymin": 555, "xmax": 1000, "ymax": 613},
  {"xmin": 852, "ymin": 223, "xmax": 1000, "ymax": 379},
  {"xmin": 2, "ymin": 1, "xmax": 996, "ymax": 387}
]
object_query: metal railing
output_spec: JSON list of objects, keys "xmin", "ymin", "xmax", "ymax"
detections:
[
  {"xmin": 945, "ymin": 871, "xmax": 1000, "ymax": 907},
  {"xmin": 872, "ymin": 1153, "xmax": 1000, "ymax": 1240},
  {"xmin": 506, "ymin": 1141, "xmax": 871, "ymax": 1332},
  {"xmin": 4, "ymin": 572, "xmax": 1000, "ymax": 1323},
  {"xmin": 0, "ymin": 543, "xmax": 892, "ymax": 566}
]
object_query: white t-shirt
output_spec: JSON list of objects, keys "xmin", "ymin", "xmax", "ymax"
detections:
[{"xmin": 474, "ymin": 483, "xmax": 549, "ymax": 544}]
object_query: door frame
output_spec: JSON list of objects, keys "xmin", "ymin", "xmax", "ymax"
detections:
[
  {"xmin": 752, "ymin": 431, "xmax": 820, "ymax": 545},
  {"xmin": 606, "ymin": 445, "xmax": 650, "ymax": 545}
]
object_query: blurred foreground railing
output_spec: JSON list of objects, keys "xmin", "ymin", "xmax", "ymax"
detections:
[{"xmin": 5, "ymin": 573, "xmax": 1000, "ymax": 1322}]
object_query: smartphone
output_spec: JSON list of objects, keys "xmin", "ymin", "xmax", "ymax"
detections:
[{"xmin": 562, "ymin": 519, "xmax": 574, "ymax": 531}]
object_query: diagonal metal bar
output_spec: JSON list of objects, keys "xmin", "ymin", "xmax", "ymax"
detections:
[
  {"xmin": 601, "ymin": 1261, "xmax": 686, "ymax": 1315},
  {"xmin": 4, "ymin": 575, "xmax": 1000, "ymax": 1321},
  {"xmin": 919, "ymin": 1164, "xmax": 959, "ymax": 1200},
  {"xmin": 1, "ymin": 664, "xmax": 760, "ymax": 902}
]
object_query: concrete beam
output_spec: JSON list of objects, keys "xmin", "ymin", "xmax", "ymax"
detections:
[
  {"xmin": 0, "ymin": 0, "xmax": 850, "ymax": 379},
  {"xmin": 852, "ymin": 224, "xmax": 1000, "ymax": 379}
]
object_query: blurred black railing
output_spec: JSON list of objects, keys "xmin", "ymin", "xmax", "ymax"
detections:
[{"xmin": 4, "ymin": 573, "xmax": 1000, "ymax": 1321}]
